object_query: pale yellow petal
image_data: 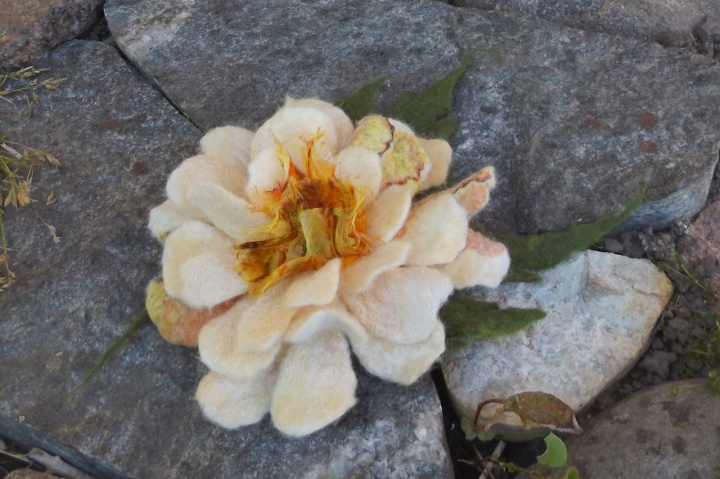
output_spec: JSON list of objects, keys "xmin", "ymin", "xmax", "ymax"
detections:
[
  {"xmin": 251, "ymin": 107, "xmax": 339, "ymax": 157},
  {"xmin": 333, "ymin": 146, "xmax": 382, "ymax": 204},
  {"xmin": 231, "ymin": 282, "xmax": 295, "ymax": 353},
  {"xmin": 340, "ymin": 240, "xmax": 410, "ymax": 294},
  {"xmin": 283, "ymin": 258, "xmax": 341, "ymax": 308},
  {"xmin": 271, "ymin": 330, "xmax": 356, "ymax": 437},
  {"xmin": 198, "ymin": 313, "xmax": 281, "ymax": 380},
  {"xmin": 195, "ymin": 370, "xmax": 275, "ymax": 429},
  {"xmin": 199, "ymin": 126, "xmax": 254, "ymax": 166},
  {"xmin": 148, "ymin": 200, "xmax": 191, "ymax": 240},
  {"xmin": 166, "ymin": 154, "xmax": 247, "ymax": 214},
  {"xmin": 350, "ymin": 321, "xmax": 445, "ymax": 385},
  {"xmin": 340, "ymin": 267, "xmax": 453, "ymax": 344},
  {"xmin": 388, "ymin": 118, "xmax": 414, "ymax": 135},
  {"xmin": 162, "ymin": 221, "xmax": 247, "ymax": 308},
  {"xmin": 437, "ymin": 230, "xmax": 510, "ymax": 288},
  {"xmin": 400, "ymin": 192, "xmax": 468, "ymax": 267},
  {"xmin": 246, "ymin": 147, "xmax": 287, "ymax": 197},
  {"xmin": 284, "ymin": 97, "xmax": 354, "ymax": 148},
  {"xmin": 285, "ymin": 300, "xmax": 367, "ymax": 344},
  {"xmin": 186, "ymin": 182, "xmax": 279, "ymax": 242},
  {"xmin": 418, "ymin": 139, "xmax": 452, "ymax": 190},
  {"xmin": 451, "ymin": 166, "xmax": 497, "ymax": 218},
  {"xmin": 366, "ymin": 184, "xmax": 413, "ymax": 242}
]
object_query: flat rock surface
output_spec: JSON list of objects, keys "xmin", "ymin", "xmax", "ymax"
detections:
[
  {"xmin": 455, "ymin": 0, "xmax": 720, "ymax": 48},
  {"xmin": 678, "ymin": 200, "xmax": 720, "ymax": 305},
  {"xmin": 104, "ymin": 0, "xmax": 720, "ymax": 235},
  {"xmin": 563, "ymin": 379, "xmax": 720, "ymax": 478},
  {"xmin": 442, "ymin": 251, "xmax": 672, "ymax": 422},
  {"xmin": 0, "ymin": 0, "xmax": 103, "ymax": 71},
  {"xmin": 0, "ymin": 40, "xmax": 452, "ymax": 479}
]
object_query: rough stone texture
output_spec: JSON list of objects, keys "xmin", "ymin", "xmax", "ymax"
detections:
[
  {"xmin": 6, "ymin": 471, "xmax": 63, "ymax": 479},
  {"xmin": 104, "ymin": 0, "xmax": 720, "ymax": 235},
  {"xmin": 455, "ymin": 0, "xmax": 720, "ymax": 48},
  {"xmin": 562, "ymin": 380, "xmax": 720, "ymax": 478},
  {"xmin": 0, "ymin": 0, "xmax": 104, "ymax": 72},
  {"xmin": 442, "ymin": 251, "xmax": 673, "ymax": 422},
  {"xmin": 678, "ymin": 200, "xmax": 720, "ymax": 306},
  {"xmin": 0, "ymin": 41, "xmax": 452, "ymax": 479}
]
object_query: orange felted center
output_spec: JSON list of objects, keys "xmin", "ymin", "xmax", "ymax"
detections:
[{"xmin": 235, "ymin": 132, "xmax": 372, "ymax": 294}]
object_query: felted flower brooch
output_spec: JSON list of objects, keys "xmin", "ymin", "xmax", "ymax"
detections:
[{"xmin": 146, "ymin": 98, "xmax": 510, "ymax": 436}]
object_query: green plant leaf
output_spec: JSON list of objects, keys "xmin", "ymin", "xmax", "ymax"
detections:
[
  {"xmin": 440, "ymin": 296, "xmax": 546, "ymax": 352},
  {"xmin": 495, "ymin": 182, "xmax": 646, "ymax": 283},
  {"xmin": 66, "ymin": 309, "xmax": 150, "ymax": 402},
  {"xmin": 560, "ymin": 466, "xmax": 580, "ymax": 479},
  {"xmin": 537, "ymin": 432, "xmax": 568, "ymax": 468},
  {"xmin": 335, "ymin": 76, "xmax": 386, "ymax": 123},
  {"xmin": 392, "ymin": 49, "xmax": 484, "ymax": 140}
]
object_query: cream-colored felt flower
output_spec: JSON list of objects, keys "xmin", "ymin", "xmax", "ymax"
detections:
[{"xmin": 147, "ymin": 98, "xmax": 510, "ymax": 437}]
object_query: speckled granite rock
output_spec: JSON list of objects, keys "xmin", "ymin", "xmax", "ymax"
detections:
[
  {"xmin": 455, "ymin": 0, "xmax": 720, "ymax": 48},
  {"xmin": 561, "ymin": 380, "xmax": 720, "ymax": 478},
  {"xmin": 678, "ymin": 200, "xmax": 720, "ymax": 306},
  {"xmin": 104, "ymin": 0, "xmax": 720, "ymax": 235},
  {"xmin": 0, "ymin": 40, "xmax": 452, "ymax": 479},
  {"xmin": 442, "ymin": 251, "xmax": 673, "ymax": 425},
  {"xmin": 0, "ymin": 0, "xmax": 103, "ymax": 71}
]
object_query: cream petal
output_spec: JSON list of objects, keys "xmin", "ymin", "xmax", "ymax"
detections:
[
  {"xmin": 341, "ymin": 267, "xmax": 453, "ymax": 344},
  {"xmin": 285, "ymin": 300, "xmax": 367, "ymax": 344},
  {"xmin": 388, "ymin": 118, "xmax": 414, "ymax": 135},
  {"xmin": 195, "ymin": 370, "xmax": 276, "ymax": 429},
  {"xmin": 271, "ymin": 330, "xmax": 356, "ymax": 437},
  {"xmin": 166, "ymin": 154, "xmax": 247, "ymax": 214},
  {"xmin": 284, "ymin": 98, "xmax": 354, "ymax": 149},
  {"xmin": 251, "ymin": 107, "xmax": 339, "ymax": 158},
  {"xmin": 232, "ymin": 282, "xmax": 295, "ymax": 353},
  {"xmin": 186, "ymin": 182, "xmax": 278, "ymax": 242},
  {"xmin": 340, "ymin": 241, "xmax": 410, "ymax": 294},
  {"xmin": 451, "ymin": 166, "xmax": 497, "ymax": 218},
  {"xmin": 148, "ymin": 200, "xmax": 192, "ymax": 240},
  {"xmin": 350, "ymin": 321, "xmax": 445, "ymax": 385},
  {"xmin": 437, "ymin": 230, "xmax": 510, "ymax": 288},
  {"xmin": 283, "ymin": 258, "xmax": 341, "ymax": 308},
  {"xmin": 162, "ymin": 221, "xmax": 247, "ymax": 308},
  {"xmin": 199, "ymin": 126, "xmax": 254, "ymax": 167},
  {"xmin": 246, "ymin": 147, "xmax": 287, "ymax": 197},
  {"xmin": 400, "ymin": 192, "xmax": 468, "ymax": 267},
  {"xmin": 418, "ymin": 139, "xmax": 452, "ymax": 190},
  {"xmin": 366, "ymin": 184, "xmax": 413, "ymax": 243},
  {"xmin": 333, "ymin": 146, "xmax": 382, "ymax": 203},
  {"xmin": 198, "ymin": 313, "xmax": 281, "ymax": 380}
]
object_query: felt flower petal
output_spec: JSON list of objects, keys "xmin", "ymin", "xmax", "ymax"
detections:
[
  {"xmin": 283, "ymin": 258, "xmax": 341, "ymax": 308},
  {"xmin": 186, "ymin": 182, "xmax": 280, "ymax": 242},
  {"xmin": 246, "ymin": 147, "xmax": 287, "ymax": 197},
  {"xmin": 166, "ymin": 154, "xmax": 247, "ymax": 214},
  {"xmin": 285, "ymin": 301, "xmax": 367, "ymax": 344},
  {"xmin": 271, "ymin": 330, "xmax": 357, "ymax": 437},
  {"xmin": 195, "ymin": 370, "xmax": 275, "ymax": 429},
  {"xmin": 366, "ymin": 184, "xmax": 413, "ymax": 242},
  {"xmin": 400, "ymin": 192, "xmax": 468, "ymax": 267},
  {"xmin": 451, "ymin": 166, "xmax": 496, "ymax": 218},
  {"xmin": 162, "ymin": 221, "xmax": 247, "ymax": 308},
  {"xmin": 340, "ymin": 240, "xmax": 410, "ymax": 294},
  {"xmin": 333, "ymin": 146, "xmax": 382, "ymax": 203},
  {"xmin": 285, "ymin": 98, "xmax": 354, "ymax": 149},
  {"xmin": 148, "ymin": 200, "xmax": 191, "ymax": 240},
  {"xmin": 388, "ymin": 118, "xmax": 414, "ymax": 135},
  {"xmin": 199, "ymin": 313, "xmax": 281, "ymax": 380},
  {"xmin": 419, "ymin": 139, "xmax": 452, "ymax": 191},
  {"xmin": 251, "ymin": 107, "xmax": 339, "ymax": 158},
  {"xmin": 341, "ymin": 267, "xmax": 453, "ymax": 344},
  {"xmin": 199, "ymin": 126, "xmax": 254, "ymax": 167},
  {"xmin": 231, "ymin": 282, "xmax": 295, "ymax": 353},
  {"xmin": 350, "ymin": 321, "xmax": 445, "ymax": 385},
  {"xmin": 438, "ymin": 230, "xmax": 510, "ymax": 288}
]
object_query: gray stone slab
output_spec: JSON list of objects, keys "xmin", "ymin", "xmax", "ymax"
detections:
[
  {"xmin": 0, "ymin": 40, "xmax": 452, "ymax": 479},
  {"xmin": 104, "ymin": 0, "xmax": 720, "ymax": 235},
  {"xmin": 562, "ymin": 380, "xmax": 720, "ymax": 478}
]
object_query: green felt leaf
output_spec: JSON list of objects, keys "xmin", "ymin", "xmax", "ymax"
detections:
[
  {"xmin": 537, "ymin": 432, "xmax": 568, "ymax": 468},
  {"xmin": 392, "ymin": 49, "xmax": 481, "ymax": 140},
  {"xmin": 66, "ymin": 309, "xmax": 150, "ymax": 402},
  {"xmin": 441, "ymin": 296, "xmax": 546, "ymax": 353},
  {"xmin": 496, "ymin": 182, "xmax": 646, "ymax": 283},
  {"xmin": 335, "ymin": 76, "xmax": 386, "ymax": 123}
]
